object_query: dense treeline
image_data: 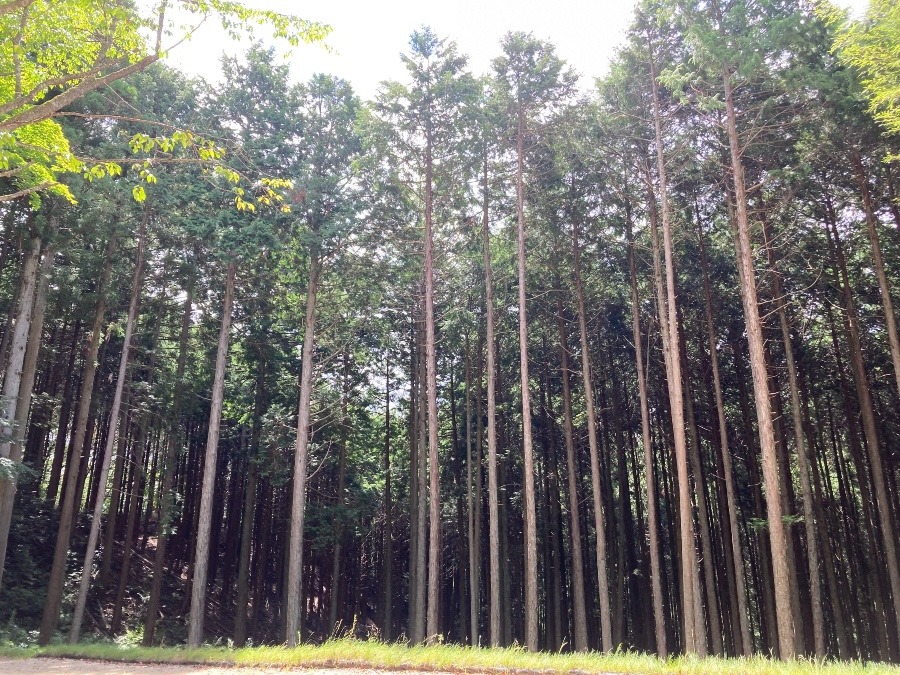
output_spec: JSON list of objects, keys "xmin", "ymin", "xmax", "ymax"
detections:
[{"xmin": 1, "ymin": 0, "xmax": 899, "ymax": 663}]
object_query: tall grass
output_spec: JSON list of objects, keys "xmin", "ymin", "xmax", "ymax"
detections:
[{"xmin": 1, "ymin": 638, "xmax": 898, "ymax": 674}]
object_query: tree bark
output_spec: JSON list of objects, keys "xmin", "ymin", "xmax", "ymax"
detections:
[
  {"xmin": 383, "ymin": 354, "xmax": 393, "ymax": 641},
  {"xmin": 187, "ymin": 260, "xmax": 237, "ymax": 648},
  {"xmin": 38, "ymin": 236, "xmax": 115, "ymax": 645},
  {"xmin": 722, "ymin": 65, "xmax": 795, "ymax": 659},
  {"xmin": 647, "ymin": 42, "xmax": 699, "ymax": 652},
  {"xmin": 111, "ymin": 295, "xmax": 164, "ymax": 633},
  {"xmin": 759, "ymin": 211, "xmax": 825, "ymax": 657},
  {"xmin": 824, "ymin": 199, "xmax": 900, "ymax": 646},
  {"xmin": 697, "ymin": 217, "xmax": 752, "ymax": 656},
  {"xmin": 481, "ymin": 141, "xmax": 502, "ymax": 648},
  {"xmin": 851, "ymin": 151, "xmax": 900, "ymax": 402},
  {"xmin": 555, "ymin": 297, "xmax": 588, "ymax": 651},
  {"xmin": 328, "ymin": 350, "xmax": 350, "ymax": 633},
  {"xmin": 465, "ymin": 335, "xmax": 479, "ymax": 645},
  {"xmin": 0, "ymin": 238, "xmax": 44, "ymax": 590},
  {"xmin": 423, "ymin": 117, "xmax": 441, "ymax": 645},
  {"xmin": 624, "ymin": 207, "xmax": 667, "ymax": 657},
  {"xmin": 514, "ymin": 105, "xmax": 539, "ymax": 652},
  {"xmin": 0, "ymin": 237, "xmax": 40, "ymax": 472},
  {"xmin": 284, "ymin": 252, "xmax": 319, "ymax": 646},
  {"xmin": 144, "ymin": 282, "xmax": 192, "ymax": 645},
  {"xmin": 69, "ymin": 212, "xmax": 149, "ymax": 644},
  {"xmin": 570, "ymin": 221, "xmax": 613, "ymax": 651}
]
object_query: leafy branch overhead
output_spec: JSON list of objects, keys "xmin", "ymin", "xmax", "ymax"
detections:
[{"xmin": 0, "ymin": 0, "xmax": 330, "ymax": 204}]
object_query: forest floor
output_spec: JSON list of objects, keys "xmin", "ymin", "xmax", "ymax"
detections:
[{"xmin": 0, "ymin": 642, "xmax": 899, "ymax": 675}]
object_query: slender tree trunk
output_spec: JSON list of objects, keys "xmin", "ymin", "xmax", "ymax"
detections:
[
  {"xmin": 187, "ymin": 260, "xmax": 237, "ymax": 648},
  {"xmin": 144, "ymin": 283, "xmax": 192, "ymax": 645},
  {"xmin": 648, "ymin": 43, "xmax": 699, "ymax": 653},
  {"xmin": 759, "ymin": 212, "xmax": 825, "ymax": 657},
  {"xmin": 570, "ymin": 222, "xmax": 613, "ymax": 651},
  {"xmin": 69, "ymin": 213, "xmax": 149, "ymax": 644},
  {"xmin": 111, "ymin": 298, "xmax": 163, "ymax": 633},
  {"xmin": 328, "ymin": 350, "xmax": 350, "ymax": 632},
  {"xmin": 100, "ymin": 405, "xmax": 131, "ymax": 585},
  {"xmin": 0, "ymin": 237, "xmax": 41, "ymax": 590},
  {"xmin": 555, "ymin": 297, "xmax": 588, "ymax": 651},
  {"xmin": 285, "ymin": 253, "xmax": 320, "ymax": 646},
  {"xmin": 234, "ymin": 341, "xmax": 265, "ymax": 647},
  {"xmin": 408, "ymin": 321, "xmax": 420, "ymax": 642},
  {"xmin": 722, "ymin": 66, "xmax": 795, "ymax": 659},
  {"xmin": 0, "ymin": 237, "xmax": 39, "ymax": 465},
  {"xmin": 38, "ymin": 236, "xmax": 115, "ymax": 645},
  {"xmin": 233, "ymin": 458, "xmax": 258, "ymax": 644},
  {"xmin": 697, "ymin": 218, "xmax": 752, "ymax": 656},
  {"xmin": 852, "ymin": 152, "xmax": 900, "ymax": 401},
  {"xmin": 423, "ymin": 117, "xmax": 442, "ymax": 646},
  {"xmin": 825, "ymin": 200, "xmax": 900, "ymax": 646},
  {"xmin": 383, "ymin": 354, "xmax": 393, "ymax": 641},
  {"xmin": 465, "ymin": 335, "xmax": 479, "ymax": 645},
  {"xmin": 482, "ymin": 141, "xmax": 502, "ymax": 648},
  {"xmin": 624, "ymin": 208, "xmax": 667, "ymax": 657},
  {"xmin": 415, "ymin": 326, "xmax": 428, "ymax": 642},
  {"xmin": 515, "ymin": 106, "xmax": 539, "ymax": 652},
  {"xmin": 0, "ymin": 240, "xmax": 50, "ymax": 571}
]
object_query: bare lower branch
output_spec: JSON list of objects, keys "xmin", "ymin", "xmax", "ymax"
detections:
[{"xmin": 0, "ymin": 181, "xmax": 55, "ymax": 202}]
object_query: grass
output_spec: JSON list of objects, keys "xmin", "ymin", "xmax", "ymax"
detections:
[{"xmin": 0, "ymin": 638, "xmax": 899, "ymax": 674}]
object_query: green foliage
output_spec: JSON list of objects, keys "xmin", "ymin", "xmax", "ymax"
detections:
[
  {"xmin": 0, "ymin": 0, "xmax": 329, "ymax": 204},
  {"xmin": 826, "ymin": 0, "xmax": 900, "ymax": 135}
]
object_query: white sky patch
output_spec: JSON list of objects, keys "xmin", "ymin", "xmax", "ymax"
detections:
[{"xmin": 157, "ymin": 0, "xmax": 871, "ymax": 98}]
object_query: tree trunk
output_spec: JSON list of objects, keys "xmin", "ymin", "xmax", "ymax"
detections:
[
  {"xmin": 111, "ymin": 297, "xmax": 164, "ymax": 633},
  {"xmin": 624, "ymin": 207, "xmax": 667, "ymax": 656},
  {"xmin": 38, "ymin": 236, "xmax": 115, "ymax": 645},
  {"xmin": 677, "ymin": 305, "xmax": 718, "ymax": 656},
  {"xmin": 482, "ymin": 141, "xmax": 502, "ymax": 648},
  {"xmin": 570, "ymin": 222, "xmax": 613, "ymax": 651},
  {"xmin": 759, "ymin": 211, "xmax": 825, "ymax": 657},
  {"xmin": 415, "ymin": 324, "xmax": 428, "ymax": 642},
  {"xmin": 144, "ymin": 282, "xmax": 192, "ymax": 645},
  {"xmin": 697, "ymin": 217, "xmax": 752, "ymax": 656},
  {"xmin": 234, "ymin": 336, "xmax": 265, "ymax": 647},
  {"xmin": 465, "ymin": 335, "xmax": 479, "ymax": 645},
  {"xmin": 722, "ymin": 65, "xmax": 795, "ymax": 659},
  {"xmin": 408, "ymin": 320, "xmax": 420, "ymax": 642},
  {"xmin": 423, "ymin": 115, "xmax": 441, "ymax": 647},
  {"xmin": 69, "ymin": 212, "xmax": 149, "ymax": 644},
  {"xmin": 852, "ymin": 151, "xmax": 900, "ymax": 401},
  {"xmin": 284, "ymin": 252, "xmax": 319, "ymax": 646},
  {"xmin": 648, "ymin": 43, "xmax": 699, "ymax": 652},
  {"xmin": 555, "ymin": 297, "xmax": 588, "ymax": 651},
  {"xmin": 328, "ymin": 349, "xmax": 350, "ymax": 633},
  {"xmin": 0, "ymin": 237, "xmax": 41, "ymax": 590},
  {"xmin": 187, "ymin": 260, "xmax": 237, "ymax": 648},
  {"xmin": 383, "ymin": 354, "xmax": 393, "ymax": 641},
  {"xmin": 824, "ymin": 199, "xmax": 900, "ymax": 646},
  {"xmin": 514, "ymin": 105, "xmax": 539, "ymax": 652}
]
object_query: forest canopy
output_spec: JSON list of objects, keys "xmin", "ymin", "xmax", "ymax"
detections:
[{"xmin": 0, "ymin": 0, "xmax": 899, "ymax": 665}]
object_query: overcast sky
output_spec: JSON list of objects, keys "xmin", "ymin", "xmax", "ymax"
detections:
[{"xmin": 161, "ymin": 0, "xmax": 869, "ymax": 100}]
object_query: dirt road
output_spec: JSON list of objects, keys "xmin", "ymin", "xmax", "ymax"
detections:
[{"xmin": 0, "ymin": 659, "xmax": 455, "ymax": 675}]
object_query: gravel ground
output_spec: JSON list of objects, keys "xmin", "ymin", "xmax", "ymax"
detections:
[{"xmin": 0, "ymin": 659, "xmax": 457, "ymax": 675}]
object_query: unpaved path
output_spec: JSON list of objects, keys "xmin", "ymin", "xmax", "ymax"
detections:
[{"xmin": 0, "ymin": 659, "xmax": 459, "ymax": 675}]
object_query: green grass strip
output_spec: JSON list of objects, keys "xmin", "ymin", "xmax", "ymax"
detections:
[{"xmin": 1, "ymin": 638, "xmax": 898, "ymax": 674}]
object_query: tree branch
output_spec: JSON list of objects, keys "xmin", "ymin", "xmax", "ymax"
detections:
[
  {"xmin": 0, "ymin": 181, "xmax": 55, "ymax": 202},
  {"xmin": 0, "ymin": 54, "xmax": 160, "ymax": 133},
  {"xmin": 0, "ymin": 0, "xmax": 36, "ymax": 18}
]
